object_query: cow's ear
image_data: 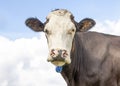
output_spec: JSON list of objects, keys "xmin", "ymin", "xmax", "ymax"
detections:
[
  {"xmin": 25, "ymin": 17, "xmax": 44, "ymax": 32},
  {"xmin": 77, "ymin": 18, "xmax": 96, "ymax": 32}
]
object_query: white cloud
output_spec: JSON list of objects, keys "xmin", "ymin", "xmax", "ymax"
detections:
[
  {"xmin": 91, "ymin": 19, "xmax": 120, "ymax": 36},
  {"xmin": 0, "ymin": 19, "xmax": 120, "ymax": 86},
  {"xmin": 0, "ymin": 33, "xmax": 66, "ymax": 86}
]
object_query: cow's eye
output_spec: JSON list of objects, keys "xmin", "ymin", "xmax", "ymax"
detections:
[
  {"xmin": 44, "ymin": 29, "xmax": 49, "ymax": 34},
  {"xmin": 68, "ymin": 29, "xmax": 75, "ymax": 34},
  {"xmin": 71, "ymin": 29, "xmax": 75, "ymax": 32},
  {"xmin": 44, "ymin": 29, "xmax": 51, "ymax": 35}
]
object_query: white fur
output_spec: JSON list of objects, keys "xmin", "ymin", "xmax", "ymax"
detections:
[{"xmin": 45, "ymin": 9, "xmax": 76, "ymax": 66}]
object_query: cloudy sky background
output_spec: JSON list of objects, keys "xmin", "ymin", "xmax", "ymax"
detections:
[{"xmin": 0, "ymin": 0, "xmax": 120, "ymax": 86}]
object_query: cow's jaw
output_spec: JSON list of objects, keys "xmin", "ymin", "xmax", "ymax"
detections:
[{"xmin": 44, "ymin": 9, "xmax": 76, "ymax": 66}]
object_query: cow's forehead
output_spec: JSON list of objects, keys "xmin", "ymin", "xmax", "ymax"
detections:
[{"xmin": 46, "ymin": 9, "xmax": 73, "ymax": 19}]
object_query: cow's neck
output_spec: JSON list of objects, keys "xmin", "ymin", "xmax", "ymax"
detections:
[
  {"xmin": 61, "ymin": 32, "xmax": 101, "ymax": 86},
  {"xmin": 61, "ymin": 32, "xmax": 87, "ymax": 85}
]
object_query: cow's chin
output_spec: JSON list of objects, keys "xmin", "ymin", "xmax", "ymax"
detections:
[
  {"xmin": 51, "ymin": 61, "xmax": 66, "ymax": 66},
  {"xmin": 51, "ymin": 58, "xmax": 71, "ymax": 66}
]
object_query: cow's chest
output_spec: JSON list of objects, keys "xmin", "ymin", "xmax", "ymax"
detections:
[{"xmin": 61, "ymin": 66, "xmax": 100, "ymax": 86}]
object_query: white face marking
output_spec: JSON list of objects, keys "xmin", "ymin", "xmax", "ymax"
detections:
[{"xmin": 44, "ymin": 9, "xmax": 76, "ymax": 66}]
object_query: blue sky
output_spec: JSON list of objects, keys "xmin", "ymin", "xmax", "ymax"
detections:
[
  {"xmin": 0, "ymin": 1, "xmax": 120, "ymax": 86},
  {"xmin": 0, "ymin": 0, "xmax": 120, "ymax": 39}
]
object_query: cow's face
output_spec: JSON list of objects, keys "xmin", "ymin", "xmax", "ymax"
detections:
[
  {"xmin": 44, "ymin": 10, "xmax": 76, "ymax": 66},
  {"xmin": 25, "ymin": 9, "xmax": 95, "ymax": 66}
]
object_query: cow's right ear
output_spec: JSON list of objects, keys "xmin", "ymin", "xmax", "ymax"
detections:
[{"xmin": 25, "ymin": 18, "xmax": 44, "ymax": 32}]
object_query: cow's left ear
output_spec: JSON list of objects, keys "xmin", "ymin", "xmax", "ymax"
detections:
[
  {"xmin": 25, "ymin": 17, "xmax": 44, "ymax": 32},
  {"xmin": 77, "ymin": 18, "xmax": 96, "ymax": 32}
]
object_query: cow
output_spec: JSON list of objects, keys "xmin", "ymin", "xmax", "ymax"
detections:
[{"xmin": 25, "ymin": 9, "xmax": 120, "ymax": 86}]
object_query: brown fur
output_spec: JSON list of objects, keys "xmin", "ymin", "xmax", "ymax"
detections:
[{"xmin": 61, "ymin": 32, "xmax": 120, "ymax": 86}]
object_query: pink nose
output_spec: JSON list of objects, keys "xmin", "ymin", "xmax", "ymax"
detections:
[{"xmin": 50, "ymin": 49, "xmax": 68, "ymax": 61}]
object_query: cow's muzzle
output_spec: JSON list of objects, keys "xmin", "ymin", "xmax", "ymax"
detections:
[
  {"xmin": 47, "ymin": 49, "xmax": 69, "ymax": 66},
  {"xmin": 48, "ymin": 49, "xmax": 68, "ymax": 61}
]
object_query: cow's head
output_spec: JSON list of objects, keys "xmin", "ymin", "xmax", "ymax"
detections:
[{"xmin": 25, "ymin": 9, "xmax": 95, "ymax": 66}]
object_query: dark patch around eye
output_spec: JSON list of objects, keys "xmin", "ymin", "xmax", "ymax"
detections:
[
  {"xmin": 68, "ymin": 29, "xmax": 75, "ymax": 34},
  {"xmin": 44, "ymin": 29, "xmax": 49, "ymax": 34},
  {"xmin": 72, "ymin": 29, "xmax": 75, "ymax": 32},
  {"xmin": 44, "ymin": 29, "xmax": 52, "ymax": 35}
]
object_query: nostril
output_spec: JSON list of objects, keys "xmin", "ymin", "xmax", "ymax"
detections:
[
  {"xmin": 62, "ymin": 50, "xmax": 68, "ymax": 57},
  {"xmin": 50, "ymin": 49, "xmax": 55, "ymax": 56}
]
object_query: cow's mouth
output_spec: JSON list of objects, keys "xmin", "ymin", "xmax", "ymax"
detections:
[
  {"xmin": 47, "ymin": 49, "xmax": 71, "ymax": 66},
  {"xmin": 47, "ymin": 56, "xmax": 71, "ymax": 66},
  {"xmin": 47, "ymin": 56, "xmax": 66, "ymax": 66},
  {"xmin": 51, "ymin": 61, "xmax": 66, "ymax": 66}
]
